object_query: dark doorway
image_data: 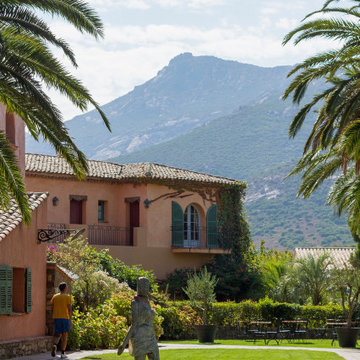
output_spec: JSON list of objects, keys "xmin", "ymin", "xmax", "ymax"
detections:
[
  {"xmin": 70, "ymin": 199, "xmax": 83, "ymax": 224},
  {"xmin": 129, "ymin": 200, "xmax": 139, "ymax": 245}
]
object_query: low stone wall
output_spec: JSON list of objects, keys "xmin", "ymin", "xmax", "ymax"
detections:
[{"xmin": 0, "ymin": 336, "xmax": 52, "ymax": 359}]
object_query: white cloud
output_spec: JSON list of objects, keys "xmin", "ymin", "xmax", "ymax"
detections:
[
  {"xmin": 275, "ymin": 18, "xmax": 299, "ymax": 30},
  {"xmin": 88, "ymin": 0, "xmax": 227, "ymax": 9},
  {"xmin": 88, "ymin": 0, "xmax": 149, "ymax": 8}
]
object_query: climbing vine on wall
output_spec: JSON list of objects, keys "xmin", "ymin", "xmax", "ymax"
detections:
[
  {"xmin": 217, "ymin": 182, "xmax": 252, "ymax": 257},
  {"xmin": 131, "ymin": 176, "xmax": 251, "ymax": 256}
]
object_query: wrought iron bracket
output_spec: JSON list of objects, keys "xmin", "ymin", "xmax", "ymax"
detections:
[{"xmin": 37, "ymin": 228, "xmax": 85, "ymax": 243}]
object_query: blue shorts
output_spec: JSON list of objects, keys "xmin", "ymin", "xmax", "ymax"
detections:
[{"xmin": 54, "ymin": 318, "xmax": 70, "ymax": 334}]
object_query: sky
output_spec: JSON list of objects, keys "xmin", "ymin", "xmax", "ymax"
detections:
[{"xmin": 49, "ymin": 0, "xmax": 336, "ymax": 119}]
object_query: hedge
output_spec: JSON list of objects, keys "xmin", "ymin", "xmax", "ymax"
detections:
[{"xmin": 159, "ymin": 299, "xmax": 345, "ymax": 339}]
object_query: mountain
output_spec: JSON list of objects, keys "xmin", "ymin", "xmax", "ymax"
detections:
[
  {"xmin": 110, "ymin": 95, "xmax": 353, "ymax": 249},
  {"xmin": 26, "ymin": 53, "xmax": 353, "ymax": 249},
  {"xmin": 26, "ymin": 53, "xmax": 294, "ymax": 159}
]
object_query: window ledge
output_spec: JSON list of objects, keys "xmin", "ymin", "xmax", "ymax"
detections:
[
  {"xmin": 0, "ymin": 312, "xmax": 26, "ymax": 316},
  {"xmin": 172, "ymin": 248, "xmax": 230, "ymax": 254}
]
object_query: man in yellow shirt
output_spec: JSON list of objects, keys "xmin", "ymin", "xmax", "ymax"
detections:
[{"xmin": 51, "ymin": 282, "xmax": 72, "ymax": 359}]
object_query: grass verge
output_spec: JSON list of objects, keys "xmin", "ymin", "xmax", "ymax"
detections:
[
  {"xmin": 160, "ymin": 339, "xmax": 360, "ymax": 349},
  {"xmin": 82, "ymin": 349, "xmax": 344, "ymax": 360}
]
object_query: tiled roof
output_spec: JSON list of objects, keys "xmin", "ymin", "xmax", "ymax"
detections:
[
  {"xmin": 295, "ymin": 247, "xmax": 355, "ymax": 268},
  {"xmin": 25, "ymin": 153, "xmax": 240, "ymax": 186},
  {"xmin": 0, "ymin": 192, "xmax": 48, "ymax": 241}
]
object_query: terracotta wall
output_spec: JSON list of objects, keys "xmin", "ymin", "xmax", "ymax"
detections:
[
  {"xmin": 25, "ymin": 176, "xmax": 219, "ymax": 277},
  {"xmin": 25, "ymin": 177, "xmax": 148, "ymax": 228},
  {"xmin": 145, "ymin": 183, "xmax": 215, "ymax": 248},
  {"xmin": 0, "ymin": 199, "xmax": 48, "ymax": 341},
  {"xmin": 0, "ymin": 104, "xmax": 25, "ymax": 177},
  {"xmin": 95, "ymin": 244, "xmax": 214, "ymax": 279}
]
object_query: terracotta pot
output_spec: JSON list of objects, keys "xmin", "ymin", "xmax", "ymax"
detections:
[
  {"xmin": 195, "ymin": 325, "xmax": 217, "ymax": 343},
  {"xmin": 336, "ymin": 327, "xmax": 360, "ymax": 348}
]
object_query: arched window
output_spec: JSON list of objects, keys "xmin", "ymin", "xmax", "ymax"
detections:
[{"xmin": 184, "ymin": 204, "xmax": 201, "ymax": 247}]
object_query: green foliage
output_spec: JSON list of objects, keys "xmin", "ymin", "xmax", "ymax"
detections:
[
  {"xmin": 160, "ymin": 254, "xmax": 263, "ymax": 302},
  {"xmin": 72, "ymin": 270, "xmax": 122, "ymax": 312},
  {"xmin": 159, "ymin": 299, "xmax": 343, "ymax": 331},
  {"xmin": 295, "ymin": 253, "xmax": 332, "ymax": 305},
  {"xmin": 283, "ymin": 0, "xmax": 360, "ymax": 243},
  {"xmin": 159, "ymin": 268, "xmax": 195, "ymax": 299},
  {"xmin": 47, "ymin": 236, "xmax": 156, "ymax": 310},
  {"xmin": 157, "ymin": 304, "xmax": 201, "ymax": 340},
  {"xmin": 330, "ymin": 264, "xmax": 360, "ymax": 326},
  {"xmin": 0, "ymin": 0, "xmax": 110, "ymax": 222},
  {"xmin": 218, "ymin": 184, "xmax": 250, "ymax": 255},
  {"xmin": 207, "ymin": 254, "xmax": 262, "ymax": 301},
  {"xmin": 68, "ymin": 283, "xmax": 163, "ymax": 350},
  {"xmin": 97, "ymin": 249, "xmax": 157, "ymax": 291},
  {"xmin": 184, "ymin": 267, "xmax": 218, "ymax": 325},
  {"xmin": 68, "ymin": 305, "xmax": 127, "ymax": 350}
]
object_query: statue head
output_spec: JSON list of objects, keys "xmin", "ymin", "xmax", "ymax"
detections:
[{"xmin": 137, "ymin": 277, "xmax": 150, "ymax": 296}]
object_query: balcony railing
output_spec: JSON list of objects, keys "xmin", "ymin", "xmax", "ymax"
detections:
[
  {"xmin": 88, "ymin": 225, "xmax": 131, "ymax": 246},
  {"xmin": 47, "ymin": 223, "xmax": 68, "ymax": 243},
  {"xmin": 171, "ymin": 226, "xmax": 223, "ymax": 249}
]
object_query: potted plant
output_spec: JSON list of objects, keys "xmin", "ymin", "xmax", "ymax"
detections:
[
  {"xmin": 184, "ymin": 267, "xmax": 218, "ymax": 343},
  {"xmin": 331, "ymin": 261, "xmax": 360, "ymax": 348}
]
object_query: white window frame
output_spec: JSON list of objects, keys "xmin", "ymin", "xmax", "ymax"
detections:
[{"xmin": 184, "ymin": 204, "xmax": 201, "ymax": 248}]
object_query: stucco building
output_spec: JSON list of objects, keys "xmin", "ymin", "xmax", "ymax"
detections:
[{"xmin": 25, "ymin": 153, "xmax": 242, "ymax": 278}]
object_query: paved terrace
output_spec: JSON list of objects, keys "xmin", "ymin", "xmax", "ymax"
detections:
[{"xmin": 12, "ymin": 343, "xmax": 360, "ymax": 360}]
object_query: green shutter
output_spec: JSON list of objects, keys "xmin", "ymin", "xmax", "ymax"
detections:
[
  {"xmin": 172, "ymin": 201, "xmax": 184, "ymax": 247},
  {"xmin": 207, "ymin": 205, "xmax": 218, "ymax": 248},
  {"xmin": 25, "ymin": 268, "xmax": 31, "ymax": 313},
  {"xmin": 0, "ymin": 266, "xmax": 12, "ymax": 314}
]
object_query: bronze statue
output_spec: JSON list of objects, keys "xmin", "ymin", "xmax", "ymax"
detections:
[{"xmin": 117, "ymin": 277, "xmax": 160, "ymax": 359}]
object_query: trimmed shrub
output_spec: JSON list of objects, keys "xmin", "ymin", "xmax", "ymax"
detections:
[{"xmin": 158, "ymin": 304, "xmax": 201, "ymax": 340}]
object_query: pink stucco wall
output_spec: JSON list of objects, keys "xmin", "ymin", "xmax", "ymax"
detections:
[
  {"xmin": 145, "ymin": 183, "xmax": 215, "ymax": 248},
  {"xmin": 0, "ymin": 104, "xmax": 25, "ymax": 177},
  {"xmin": 25, "ymin": 175, "xmax": 220, "ymax": 277},
  {"xmin": 25, "ymin": 177, "xmax": 148, "ymax": 227},
  {"xmin": 0, "ymin": 199, "xmax": 48, "ymax": 341}
]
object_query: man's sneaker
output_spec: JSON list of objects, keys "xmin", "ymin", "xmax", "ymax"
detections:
[
  {"xmin": 51, "ymin": 344, "xmax": 57, "ymax": 357},
  {"xmin": 60, "ymin": 354, "xmax": 68, "ymax": 359}
]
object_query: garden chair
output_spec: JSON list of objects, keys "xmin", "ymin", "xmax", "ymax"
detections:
[
  {"xmin": 326, "ymin": 318, "xmax": 347, "ymax": 346},
  {"xmin": 294, "ymin": 319, "xmax": 308, "ymax": 341}
]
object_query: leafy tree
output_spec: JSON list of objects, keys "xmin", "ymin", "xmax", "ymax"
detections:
[
  {"xmin": 0, "ymin": 0, "xmax": 110, "ymax": 222},
  {"xmin": 283, "ymin": 0, "xmax": 360, "ymax": 246},
  {"xmin": 330, "ymin": 263, "xmax": 360, "ymax": 327}
]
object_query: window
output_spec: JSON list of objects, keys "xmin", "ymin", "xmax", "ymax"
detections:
[
  {"xmin": 171, "ymin": 202, "xmax": 219, "ymax": 249},
  {"xmin": 98, "ymin": 200, "xmax": 105, "ymax": 222},
  {"xmin": 184, "ymin": 204, "xmax": 201, "ymax": 247},
  {"xmin": 0, "ymin": 266, "xmax": 31, "ymax": 314}
]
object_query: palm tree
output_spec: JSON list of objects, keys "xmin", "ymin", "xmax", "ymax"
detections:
[
  {"xmin": 283, "ymin": 0, "xmax": 360, "ymax": 239},
  {"xmin": 0, "ymin": 1, "xmax": 110, "ymax": 223},
  {"xmin": 295, "ymin": 253, "xmax": 332, "ymax": 305}
]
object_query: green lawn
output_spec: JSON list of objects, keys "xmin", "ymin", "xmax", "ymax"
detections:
[
  {"xmin": 82, "ymin": 349, "xmax": 344, "ymax": 360},
  {"xmin": 160, "ymin": 339, "xmax": 356, "ymax": 349}
]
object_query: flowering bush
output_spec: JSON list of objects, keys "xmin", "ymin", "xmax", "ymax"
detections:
[
  {"xmin": 68, "ymin": 283, "xmax": 164, "ymax": 350},
  {"xmin": 72, "ymin": 271, "xmax": 122, "ymax": 311}
]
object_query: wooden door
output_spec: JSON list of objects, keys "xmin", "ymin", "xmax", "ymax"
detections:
[
  {"xmin": 70, "ymin": 199, "xmax": 83, "ymax": 224},
  {"xmin": 129, "ymin": 200, "xmax": 139, "ymax": 245}
]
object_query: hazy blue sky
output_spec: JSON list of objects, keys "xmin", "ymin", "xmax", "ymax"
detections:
[{"xmin": 50, "ymin": 0, "xmax": 337, "ymax": 119}]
